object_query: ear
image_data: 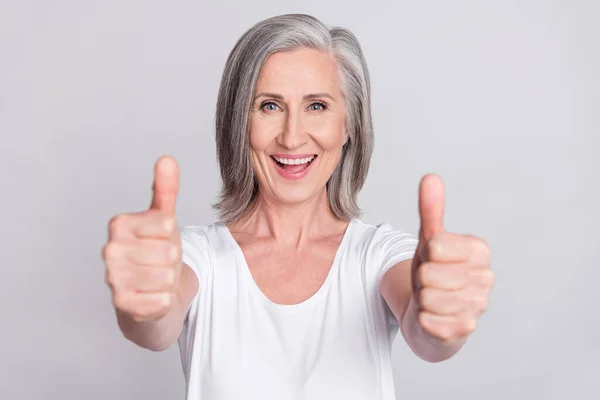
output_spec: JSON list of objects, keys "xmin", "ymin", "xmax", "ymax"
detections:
[{"xmin": 343, "ymin": 129, "xmax": 349, "ymax": 146}]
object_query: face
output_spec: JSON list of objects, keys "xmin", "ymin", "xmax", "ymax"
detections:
[{"xmin": 249, "ymin": 48, "xmax": 348, "ymax": 206}]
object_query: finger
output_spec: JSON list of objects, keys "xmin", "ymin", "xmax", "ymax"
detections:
[
  {"xmin": 108, "ymin": 214, "xmax": 136, "ymax": 241},
  {"xmin": 103, "ymin": 240, "xmax": 181, "ymax": 267},
  {"xmin": 426, "ymin": 232, "xmax": 474, "ymax": 263},
  {"xmin": 463, "ymin": 235, "xmax": 491, "ymax": 264},
  {"xmin": 108, "ymin": 211, "xmax": 178, "ymax": 241},
  {"xmin": 149, "ymin": 155, "xmax": 179, "ymax": 215},
  {"xmin": 419, "ymin": 311, "xmax": 477, "ymax": 342},
  {"xmin": 419, "ymin": 287, "xmax": 489, "ymax": 315},
  {"xmin": 428, "ymin": 233, "xmax": 490, "ymax": 264},
  {"xmin": 131, "ymin": 210, "xmax": 178, "ymax": 239},
  {"xmin": 418, "ymin": 261, "xmax": 469, "ymax": 290},
  {"xmin": 113, "ymin": 291, "xmax": 173, "ymax": 322},
  {"xmin": 419, "ymin": 262, "xmax": 494, "ymax": 290},
  {"xmin": 418, "ymin": 173, "xmax": 445, "ymax": 242},
  {"xmin": 467, "ymin": 266, "xmax": 495, "ymax": 289},
  {"xmin": 106, "ymin": 265, "xmax": 179, "ymax": 293}
]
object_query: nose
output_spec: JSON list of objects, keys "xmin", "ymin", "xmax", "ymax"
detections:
[{"xmin": 277, "ymin": 109, "xmax": 309, "ymax": 150}]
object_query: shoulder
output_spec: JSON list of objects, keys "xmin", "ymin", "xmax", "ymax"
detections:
[
  {"xmin": 180, "ymin": 223, "xmax": 212, "ymax": 240},
  {"xmin": 179, "ymin": 221, "xmax": 241, "ymax": 261},
  {"xmin": 179, "ymin": 224, "xmax": 212, "ymax": 251},
  {"xmin": 180, "ymin": 221, "xmax": 229, "ymax": 243},
  {"xmin": 178, "ymin": 223, "xmax": 223, "ymax": 273},
  {"xmin": 349, "ymin": 219, "xmax": 418, "ymax": 248},
  {"xmin": 349, "ymin": 219, "xmax": 419, "ymax": 277}
]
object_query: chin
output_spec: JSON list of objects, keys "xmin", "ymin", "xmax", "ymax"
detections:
[{"xmin": 270, "ymin": 184, "xmax": 322, "ymax": 205}]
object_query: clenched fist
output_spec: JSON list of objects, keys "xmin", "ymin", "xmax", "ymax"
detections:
[
  {"xmin": 102, "ymin": 155, "xmax": 182, "ymax": 322},
  {"xmin": 412, "ymin": 174, "xmax": 494, "ymax": 343}
]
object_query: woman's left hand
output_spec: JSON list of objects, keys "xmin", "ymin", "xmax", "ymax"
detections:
[{"xmin": 411, "ymin": 174, "xmax": 495, "ymax": 344}]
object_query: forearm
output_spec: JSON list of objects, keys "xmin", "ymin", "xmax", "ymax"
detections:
[
  {"xmin": 116, "ymin": 263, "xmax": 198, "ymax": 351},
  {"xmin": 400, "ymin": 295, "xmax": 467, "ymax": 363},
  {"xmin": 116, "ymin": 306, "xmax": 185, "ymax": 352}
]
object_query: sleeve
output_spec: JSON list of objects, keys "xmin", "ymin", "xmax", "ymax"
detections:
[
  {"xmin": 375, "ymin": 222, "xmax": 419, "ymax": 283},
  {"xmin": 177, "ymin": 225, "xmax": 211, "ymax": 372},
  {"xmin": 179, "ymin": 225, "xmax": 211, "ymax": 325}
]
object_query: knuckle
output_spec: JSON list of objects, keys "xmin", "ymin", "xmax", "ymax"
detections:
[
  {"xmin": 419, "ymin": 288, "xmax": 433, "ymax": 308},
  {"xmin": 163, "ymin": 216, "xmax": 177, "ymax": 234},
  {"xmin": 461, "ymin": 235, "xmax": 488, "ymax": 260},
  {"xmin": 105, "ymin": 267, "xmax": 117, "ymax": 286},
  {"xmin": 442, "ymin": 326, "xmax": 454, "ymax": 340},
  {"xmin": 487, "ymin": 269, "xmax": 496, "ymax": 287},
  {"xmin": 163, "ymin": 292, "xmax": 174, "ymax": 308},
  {"xmin": 153, "ymin": 293, "xmax": 172, "ymax": 314},
  {"xmin": 426, "ymin": 239, "xmax": 440, "ymax": 259},
  {"xmin": 131, "ymin": 309, "xmax": 151, "ymax": 322},
  {"xmin": 469, "ymin": 267, "xmax": 494, "ymax": 287},
  {"xmin": 464, "ymin": 316, "xmax": 478, "ymax": 333},
  {"xmin": 131, "ymin": 314, "xmax": 145, "ymax": 323},
  {"xmin": 474, "ymin": 295, "xmax": 488, "ymax": 312},
  {"xmin": 101, "ymin": 243, "xmax": 109, "ymax": 261},
  {"xmin": 417, "ymin": 263, "xmax": 430, "ymax": 286},
  {"xmin": 112, "ymin": 291, "xmax": 129, "ymax": 310},
  {"xmin": 165, "ymin": 268, "xmax": 177, "ymax": 287},
  {"xmin": 481, "ymin": 296, "xmax": 489, "ymax": 311},
  {"xmin": 168, "ymin": 243, "xmax": 182, "ymax": 263},
  {"xmin": 108, "ymin": 214, "xmax": 126, "ymax": 237},
  {"xmin": 473, "ymin": 236, "xmax": 490, "ymax": 257},
  {"xmin": 432, "ymin": 322, "xmax": 451, "ymax": 340},
  {"xmin": 476, "ymin": 267, "xmax": 495, "ymax": 287},
  {"xmin": 102, "ymin": 242, "xmax": 118, "ymax": 261}
]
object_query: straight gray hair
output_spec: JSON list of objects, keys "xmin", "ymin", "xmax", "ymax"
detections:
[{"xmin": 213, "ymin": 14, "xmax": 374, "ymax": 224}]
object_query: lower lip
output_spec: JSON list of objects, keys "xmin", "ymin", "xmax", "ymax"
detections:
[{"xmin": 272, "ymin": 157, "xmax": 316, "ymax": 180}]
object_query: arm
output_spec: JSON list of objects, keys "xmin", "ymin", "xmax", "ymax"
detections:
[
  {"xmin": 379, "ymin": 174, "xmax": 493, "ymax": 362},
  {"xmin": 117, "ymin": 263, "xmax": 199, "ymax": 351},
  {"xmin": 379, "ymin": 260, "xmax": 466, "ymax": 363},
  {"xmin": 104, "ymin": 156, "xmax": 204, "ymax": 352}
]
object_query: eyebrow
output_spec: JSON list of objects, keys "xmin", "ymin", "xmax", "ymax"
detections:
[{"xmin": 253, "ymin": 92, "xmax": 335, "ymax": 101}]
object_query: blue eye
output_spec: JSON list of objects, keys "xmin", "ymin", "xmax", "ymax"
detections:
[
  {"xmin": 262, "ymin": 102, "xmax": 279, "ymax": 112},
  {"xmin": 309, "ymin": 102, "xmax": 326, "ymax": 111}
]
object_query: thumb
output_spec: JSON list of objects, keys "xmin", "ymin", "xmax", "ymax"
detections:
[
  {"xmin": 418, "ymin": 173, "xmax": 445, "ymax": 242},
  {"xmin": 149, "ymin": 155, "xmax": 179, "ymax": 215}
]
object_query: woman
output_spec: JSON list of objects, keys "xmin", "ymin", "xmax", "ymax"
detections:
[{"xmin": 102, "ymin": 14, "xmax": 494, "ymax": 399}]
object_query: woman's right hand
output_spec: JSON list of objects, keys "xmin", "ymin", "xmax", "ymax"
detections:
[{"xmin": 102, "ymin": 156, "xmax": 182, "ymax": 323}]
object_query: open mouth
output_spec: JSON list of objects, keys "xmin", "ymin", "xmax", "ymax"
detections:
[{"xmin": 270, "ymin": 154, "xmax": 317, "ymax": 174}]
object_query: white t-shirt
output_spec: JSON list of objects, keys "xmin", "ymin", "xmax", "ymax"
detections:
[{"xmin": 177, "ymin": 219, "xmax": 418, "ymax": 400}]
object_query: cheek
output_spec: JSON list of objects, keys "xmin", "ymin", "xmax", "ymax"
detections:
[
  {"xmin": 309, "ymin": 116, "xmax": 347, "ymax": 149},
  {"xmin": 249, "ymin": 116, "xmax": 279, "ymax": 150}
]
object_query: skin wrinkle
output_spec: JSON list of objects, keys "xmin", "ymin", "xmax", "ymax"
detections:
[
  {"xmin": 213, "ymin": 17, "xmax": 373, "ymax": 224},
  {"xmin": 224, "ymin": 48, "xmax": 351, "ymax": 306}
]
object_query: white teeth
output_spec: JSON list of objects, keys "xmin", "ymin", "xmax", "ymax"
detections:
[{"xmin": 273, "ymin": 155, "xmax": 316, "ymax": 165}]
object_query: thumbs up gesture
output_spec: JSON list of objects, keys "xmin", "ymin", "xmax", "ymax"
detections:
[
  {"xmin": 412, "ymin": 174, "xmax": 494, "ymax": 343},
  {"xmin": 102, "ymin": 156, "xmax": 182, "ymax": 322}
]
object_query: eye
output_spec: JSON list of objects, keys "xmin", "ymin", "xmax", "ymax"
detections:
[
  {"xmin": 308, "ymin": 102, "xmax": 327, "ymax": 111},
  {"xmin": 261, "ymin": 102, "xmax": 280, "ymax": 112}
]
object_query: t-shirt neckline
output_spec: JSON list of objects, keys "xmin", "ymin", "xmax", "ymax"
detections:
[{"xmin": 219, "ymin": 219, "xmax": 356, "ymax": 312}]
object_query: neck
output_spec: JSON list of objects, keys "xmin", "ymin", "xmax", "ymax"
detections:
[{"xmin": 230, "ymin": 188, "xmax": 348, "ymax": 247}]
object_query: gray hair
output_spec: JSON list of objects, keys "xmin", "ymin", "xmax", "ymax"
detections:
[{"xmin": 213, "ymin": 14, "xmax": 374, "ymax": 224}]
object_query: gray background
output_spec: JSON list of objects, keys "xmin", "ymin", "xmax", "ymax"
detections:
[{"xmin": 1, "ymin": 0, "xmax": 598, "ymax": 399}]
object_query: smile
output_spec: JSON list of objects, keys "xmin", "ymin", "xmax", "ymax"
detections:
[{"xmin": 270, "ymin": 154, "xmax": 317, "ymax": 180}]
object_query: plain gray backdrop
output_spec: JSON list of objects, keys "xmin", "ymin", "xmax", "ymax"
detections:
[{"xmin": 1, "ymin": 0, "xmax": 598, "ymax": 399}]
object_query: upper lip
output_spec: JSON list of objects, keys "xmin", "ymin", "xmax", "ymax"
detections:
[{"xmin": 271, "ymin": 154, "xmax": 317, "ymax": 159}]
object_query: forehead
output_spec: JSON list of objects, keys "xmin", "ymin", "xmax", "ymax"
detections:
[{"xmin": 255, "ymin": 48, "xmax": 341, "ymax": 94}]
